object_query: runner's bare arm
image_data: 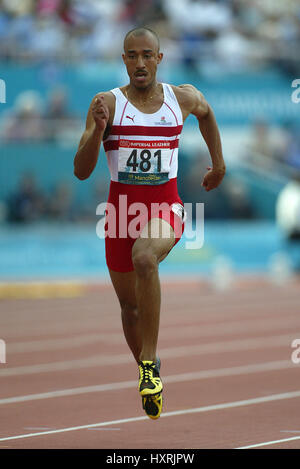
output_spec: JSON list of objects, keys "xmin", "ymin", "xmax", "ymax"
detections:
[
  {"xmin": 74, "ymin": 93, "xmax": 113, "ymax": 180},
  {"xmin": 174, "ymin": 84, "xmax": 226, "ymax": 191}
]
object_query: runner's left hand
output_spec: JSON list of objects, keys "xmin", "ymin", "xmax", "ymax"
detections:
[{"xmin": 201, "ymin": 166, "xmax": 225, "ymax": 191}]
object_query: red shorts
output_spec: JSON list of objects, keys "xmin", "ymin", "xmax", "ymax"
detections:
[{"xmin": 105, "ymin": 178, "xmax": 185, "ymax": 272}]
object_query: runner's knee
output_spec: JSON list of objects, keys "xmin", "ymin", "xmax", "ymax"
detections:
[
  {"xmin": 132, "ymin": 250, "xmax": 158, "ymax": 277},
  {"xmin": 120, "ymin": 302, "xmax": 139, "ymax": 325}
]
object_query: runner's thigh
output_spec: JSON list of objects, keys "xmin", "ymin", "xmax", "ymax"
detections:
[{"xmin": 132, "ymin": 217, "xmax": 175, "ymax": 264}]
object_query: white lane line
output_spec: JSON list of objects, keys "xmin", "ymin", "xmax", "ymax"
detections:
[
  {"xmin": 8, "ymin": 333, "xmax": 121, "ymax": 353},
  {"xmin": 24, "ymin": 427, "xmax": 54, "ymax": 431},
  {"xmin": 3, "ymin": 314, "xmax": 300, "ymax": 355},
  {"xmin": 0, "ymin": 359, "xmax": 295, "ymax": 405},
  {"xmin": 280, "ymin": 430, "xmax": 300, "ymax": 433},
  {"xmin": 0, "ymin": 332, "xmax": 295, "ymax": 377},
  {"xmin": 160, "ymin": 334, "xmax": 294, "ymax": 360},
  {"xmin": 0, "ymin": 416, "xmax": 148, "ymax": 442},
  {"xmin": 236, "ymin": 435, "xmax": 300, "ymax": 449},
  {"xmin": 87, "ymin": 428, "xmax": 121, "ymax": 431},
  {"xmin": 0, "ymin": 390, "xmax": 300, "ymax": 443}
]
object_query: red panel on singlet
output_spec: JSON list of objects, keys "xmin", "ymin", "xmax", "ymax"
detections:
[
  {"xmin": 109, "ymin": 124, "xmax": 183, "ymax": 137},
  {"xmin": 103, "ymin": 138, "xmax": 179, "ymax": 152}
]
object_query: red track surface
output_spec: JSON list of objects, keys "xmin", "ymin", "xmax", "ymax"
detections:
[{"xmin": 0, "ymin": 276, "xmax": 300, "ymax": 449}]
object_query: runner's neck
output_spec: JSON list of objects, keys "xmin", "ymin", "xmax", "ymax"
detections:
[{"xmin": 124, "ymin": 82, "xmax": 163, "ymax": 112}]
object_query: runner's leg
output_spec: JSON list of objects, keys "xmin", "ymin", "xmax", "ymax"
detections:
[
  {"xmin": 132, "ymin": 217, "xmax": 175, "ymax": 362},
  {"xmin": 108, "ymin": 269, "xmax": 142, "ymax": 363}
]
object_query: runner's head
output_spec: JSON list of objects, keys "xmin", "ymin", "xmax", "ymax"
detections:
[{"xmin": 122, "ymin": 27, "xmax": 163, "ymax": 89}]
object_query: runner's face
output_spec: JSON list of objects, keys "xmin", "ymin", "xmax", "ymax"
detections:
[{"xmin": 122, "ymin": 34, "xmax": 163, "ymax": 89}]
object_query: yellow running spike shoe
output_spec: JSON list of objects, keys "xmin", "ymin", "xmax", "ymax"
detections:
[
  {"xmin": 142, "ymin": 392, "xmax": 163, "ymax": 420},
  {"xmin": 138, "ymin": 359, "xmax": 163, "ymax": 397}
]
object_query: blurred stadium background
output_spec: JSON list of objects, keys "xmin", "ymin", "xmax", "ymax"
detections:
[{"xmin": 0, "ymin": 0, "xmax": 300, "ymax": 293}]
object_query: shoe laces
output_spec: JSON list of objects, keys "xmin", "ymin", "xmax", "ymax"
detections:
[{"xmin": 141, "ymin": 362, "xmax": 155, "ymax": 383}]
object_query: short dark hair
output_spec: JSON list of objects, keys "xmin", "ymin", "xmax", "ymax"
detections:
[{"xmin": 124, "ymin": 27, "xmax": 160, "ymax": 52}]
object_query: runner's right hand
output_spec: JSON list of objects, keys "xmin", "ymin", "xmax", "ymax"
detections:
[{"xmin": 92, "ymin": 96, "xmax": 109, "ymax": 132}]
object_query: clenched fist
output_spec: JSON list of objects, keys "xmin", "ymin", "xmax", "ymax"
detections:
[
  {"xmin": 92, "ymin": 95, "xmax": 109, "ymax": 132},
  {"xmin": 201, "ymin": 166, "xmax": 225, "ymax": 191}
]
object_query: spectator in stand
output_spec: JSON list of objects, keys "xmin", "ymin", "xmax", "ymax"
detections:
[
  {"xmin": 1, "ymin": 90, "xmax": 46, "ymax": 142},
  {"xmin": 0, "ymin": 0, "xmax": 299, "ymax": 73},
  {"xmin": 7, "ymin": 173, "xmax": 46, "ymax": 222},
  {"xmin": 36, "ymin": 0, "xmax": 74, "ymax": 25},
  {"xmin": 43, "ymin": 86, "xmax": 82, "ymax": 141},
  {"xmin": 47, "ymin": 180, "xmax": 75, "ymax": 221},
  {"xmin": 285, "ymin": 125, "xmax": 300, "ymax": 169},
  {"xmin": 0, "ymin": 87, "xmax": 83, "ymax": 143},
  {"xmin": 244, "ymin": 119, "xmax": 299, "ymax": 171},
  {"xmin": 163, "ymin": 0, "xmax": 233, "ymax": 69},
  {"xmin": 244, "ymin": 119, "xmax": 275, "ymax": 169}
]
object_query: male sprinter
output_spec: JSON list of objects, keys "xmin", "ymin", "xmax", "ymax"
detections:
[{"xmin": 74, "ymin": 27, "xmax": 225, "ymax": 419}]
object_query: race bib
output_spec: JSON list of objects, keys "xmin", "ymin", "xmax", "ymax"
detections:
[{"xmin": 118, "ymin": 140, "xmax": 173, "ymax": 185}]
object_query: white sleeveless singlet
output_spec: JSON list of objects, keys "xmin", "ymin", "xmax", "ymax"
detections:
[{"xmin": 103, "ymin": 83, "xmax": 183, "ymax": 185}]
